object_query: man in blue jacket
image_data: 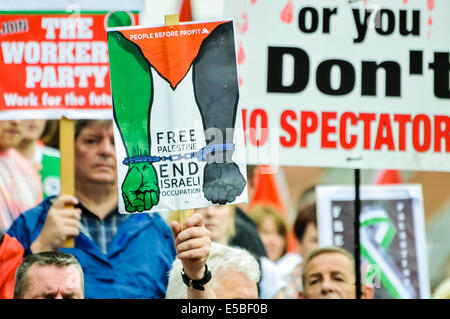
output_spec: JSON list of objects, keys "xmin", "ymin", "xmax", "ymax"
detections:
[{"xmin": 8, "ymin": 119, "xmax": 214, "ymax": 299}]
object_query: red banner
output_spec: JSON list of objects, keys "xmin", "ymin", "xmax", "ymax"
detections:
[{"xmin": 0, "ymin": 11, "xmax": 138, "ymax": 118}]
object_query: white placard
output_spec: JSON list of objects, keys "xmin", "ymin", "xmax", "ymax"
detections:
[
  {"xmin": 316, "ymin": 184, "xmax": 430, "ymax": 299},
  {"xmin": 225, "ymin": 0, "xmax": 450, "ymax": 171}
]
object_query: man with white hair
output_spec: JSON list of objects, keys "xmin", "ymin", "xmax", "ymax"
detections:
[{"xmin": 166, "ymin": 242, "xmax": 260, "ymax": 299}]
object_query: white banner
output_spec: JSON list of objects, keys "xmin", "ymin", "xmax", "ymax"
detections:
[{"xmin": 225, "ymin": 0, "xmax": 450, "ymax": 171}]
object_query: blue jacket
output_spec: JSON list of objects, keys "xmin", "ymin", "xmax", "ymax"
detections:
[{"xmin": 7, "ymin": 198, "xmax": 176, "ymax": 299}]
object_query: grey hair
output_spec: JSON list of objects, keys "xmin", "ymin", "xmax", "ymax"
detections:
[
  {"xmin": 75, "ymin": 119, "xmax": 112, "ymax": 139},
  {"xmin": 14, "ymin": 251, "xmax": 84, "ymax": 299},
  {"xmin": 165, "ymin": 242, "xmax": 261, "ymax": 299}
]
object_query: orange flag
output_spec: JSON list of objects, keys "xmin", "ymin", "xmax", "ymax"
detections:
[
  {"xmin": 250, "ymin": 165, "xmax": 285, "ymax": 213},
  {"xmin": 179, "ymin": 0, "xmax": 192, "ymax": 22},
  {"xmin": 375, "ymin": 169, "xmax": 402, "ymax": 184}
]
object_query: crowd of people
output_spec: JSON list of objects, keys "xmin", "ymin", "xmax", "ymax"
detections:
[{"xmin": 0, "ymin": 119, "xmax": 449, "ymax": 300}]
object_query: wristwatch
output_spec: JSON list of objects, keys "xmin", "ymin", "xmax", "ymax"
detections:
[{"xmin": 181, "ymin": 264, "xmax": 212, "ymax": 291}]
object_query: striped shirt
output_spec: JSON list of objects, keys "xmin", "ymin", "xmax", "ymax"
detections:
[
  {"xmin": 79, "ymin": 204, "xmax": 130, "ymax": 255},
  {"xmin": 0, "ymin": 148, "xmax": 42, "ymax": 232}
]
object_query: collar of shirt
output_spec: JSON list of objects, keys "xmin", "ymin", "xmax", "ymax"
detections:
[{"xmin": 77, "ymin": 202, "xmax": 129, "ymax": 255}]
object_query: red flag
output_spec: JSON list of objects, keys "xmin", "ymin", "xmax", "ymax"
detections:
[
  {"xmin": 250, "ymin": 165, "xmax": 285, "ymax": 213},
  {"xmin": 179, "ymin": 0, "xmax": 192, "ymax": 22},
  {"xmin": 0, "ymin": 234, "xmax": 24, "ymax": 299},
  {"xmin": 375, "ymin": 169, "xmax": 402, "ymax": 184}
]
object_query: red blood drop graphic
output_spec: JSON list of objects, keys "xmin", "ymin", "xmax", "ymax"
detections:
[
  {"xmin": 251, "ymin": 0, "xmax": 257, "ymax": 4},
  {"xmin": 428, "ymin": 0, "xmax": 435, "ymax": 11},
  {"xmin": 238, "ymin": 42, "xmax": 245, "ymax": 65},
  {"xmin": 403, "ymin": 0, "xmax": 408, "ymax": 4},
  {"xmin": 236, "ymin": 12, "xmax": 248, "ymax": 34},
  {"xmin": 281, "ymin": 0, "xmax": 293, "ymax": 24}
]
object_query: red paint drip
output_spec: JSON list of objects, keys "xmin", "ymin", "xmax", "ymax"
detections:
[
  {"xmin": 251, "ymin": 0, "xmax": 257, "ymax": 4},
  {"xmin": 428, "ymin": 15, "xmax": 433, "ymax": 26},
  {"xmin": 237, "ymin": 41, "xmax": 245, "ymax": 65},
  {"xmin": 281, "ymin": 0, "xmax": 294, "ymax": 24},
  {"xmin": 428, "ymin": 0, "xmax": 435, "ymax": 11},
  {"xmin": 403, "ymin": 0, "xmax": 408, "ymax": 4},
  {"xmin": 239, "ymin": 76, "xmax": 243, "ymax": 87}
]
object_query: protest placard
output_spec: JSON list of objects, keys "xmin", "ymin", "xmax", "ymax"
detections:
[
  {"xmin": 0, "ymin": 6, "xmax": 140, "ymax": 119},
  {"xmin": 316, "ymin": 184, "xmax": 430, "ymax": 299},
  {"xmin": 225, "ymin": 0, "xmax": 450, "ymax": 171},
  {"xmin": 0, "ymin": 0, "xmax": 143, "ymax": 246},
  {"xmin": 107, "ymin": 20, "xmax": 247, "ymax": 213}
]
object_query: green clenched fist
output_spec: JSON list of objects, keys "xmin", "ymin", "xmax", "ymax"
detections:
[{"xmin": 122, "ymin": 162, "xmax": 159, "ymax": 212}]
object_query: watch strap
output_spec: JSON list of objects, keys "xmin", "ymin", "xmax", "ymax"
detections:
[{"xmin": 181, "ymin": 264, "xmax": 212, "ymax": 291}]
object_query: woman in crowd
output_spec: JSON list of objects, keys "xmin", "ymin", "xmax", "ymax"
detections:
[
  {"xmin": 0, "ymin": 120, "xmax": 42, "ymax": 233},
  {"xmin": 16, "ymin": 119, "xmax": 60, "ymax": 198},
  {"xmin": 249, "ymin": 205, "xmax": 302, "ymax": 298}
]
